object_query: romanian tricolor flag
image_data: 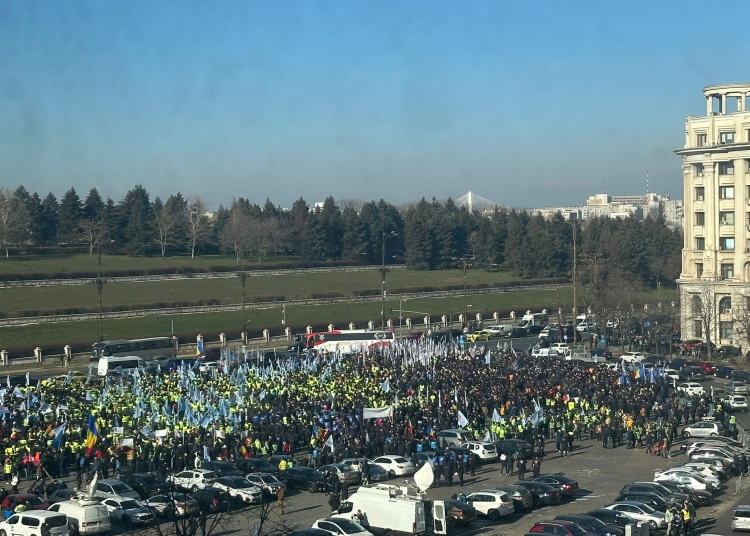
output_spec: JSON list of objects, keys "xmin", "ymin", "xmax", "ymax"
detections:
[{"xmin": 86, "ymin": 414, "xmax": 99, "ymax": 450}]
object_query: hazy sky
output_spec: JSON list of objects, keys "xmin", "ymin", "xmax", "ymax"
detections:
[{"xmin": 2, "ymin": 1, "xmax": 750, "ymax": 210}]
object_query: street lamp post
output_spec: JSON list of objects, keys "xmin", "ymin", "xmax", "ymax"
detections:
[
  {"xmin": 97, "ymin": 241, "xmax": 104, "ymax": 342},
  {"xmin": 381, "ymin": 231, "xmax": 398, "ymax": 329},
  {"xmin": 240, "ymin": 249, "xmax": 247, "ymax": 334}
]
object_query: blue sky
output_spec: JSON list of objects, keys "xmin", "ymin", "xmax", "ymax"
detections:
[{"xmin": 2, "ymin": 1, "xmax": 749, "ymax": 209}]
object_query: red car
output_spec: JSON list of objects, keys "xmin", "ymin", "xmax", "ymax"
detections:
[
  {"xmin": 1, "ymin": 493, "xmax": 49, "ymax": 510},
  {"xmin": 697, "ymin": 361, "xmax": 718, "ymax": 375}
]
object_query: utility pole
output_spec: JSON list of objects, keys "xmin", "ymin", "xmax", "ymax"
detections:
[
  {"xmin": 572, "ymin": 220, "xmax": 577, "ymax": 320},
  {"xmin": 381, "ymin": 230, "xmax": 398, "ymax": 329},
  {"xmin": 241, "ymin": 249, "xmax": 247, "ymax": 333},
  {"xmin": 97, "ymin": 241, "xmax": 104, "ymax": 342}
]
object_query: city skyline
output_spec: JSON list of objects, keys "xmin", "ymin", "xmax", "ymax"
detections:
[{"xmin": 2, "ymin": 1, "xmax": 750, "ymax": 209}]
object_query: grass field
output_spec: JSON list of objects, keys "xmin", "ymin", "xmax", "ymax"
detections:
[
  {"xmin": 0, "ymin": 268, "xmax": 520, "ymax": 314},
  {"xmin": 0, "ymin": 253, "xmax": 299, "ymax": 275},
  {"xmin": 0, "ymin": 288, "xmax": 574, "ymax": 352}
]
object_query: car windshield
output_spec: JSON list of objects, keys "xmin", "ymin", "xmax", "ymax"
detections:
[
  {"xmin": 265, "ymin": 475, "xmax": 280, "ymax": 483},
  {"xmin": 637, "ymin": 503, "xmax": 656, "ymax": 513},
  {"xmin": 27, "ymin": 497, "xmax": 43, "ymax": 505},
  {"xmin": 120, "ymin": 500, "xmax": 141, "ymax": 509},
  {"xmin": 111, "ymin": 484, "xmax": 131, "ymax": 493},
  {"xmin": 339, "ymin": 465, "xmax": 354, "ymax": 472},
  {"xmin": 582, "ymin": 517, "xmax": 606, "ymax": 529},
  {"xmin": 44, "ymin": 515, "xmax": 68, "ymax": 528},
  {"xmin": 203, "ymin": 472, "xmax": 217, "ymax": 479},
  {"xmin": 332, "ymin": 520, "xmax": 365, "ymax": 534},
  {"xmin": 393, "ymin": 457, "xmax": 409, "ymax": 463},
  {"xmin": 231, "ymin": 480, "xmax": 252, "ymax": 489},
  {"xmin": 567, "ymin": 525, "xmax": 587, "ymax": 536}
]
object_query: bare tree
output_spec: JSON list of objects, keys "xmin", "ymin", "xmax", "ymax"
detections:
[
  {"xmin": 152, "ymin": 201, "xmax": 180, "ymax": 258},
  {"xmin": 0, "ymin": 188, "xmax": 28, "ymax": 258},
  {"xmin": 339, "ymin": 198, "xmax": 364, "ymax": 213},
  {"xmin": 693, "ymin": 282, "xmax": 717, "ymax": 359},
  {"xmin": 247, "ymin": 218, "xmax": 289, "ymax": 264},
  {"xmin": 79, "ymin": 217, "xmax": 108, "ymax": 256},
  {"xmin": 185, "ymin": 196, "xmax": 211, "ymax": 259},
  {"xmin": 219, "ymin": 202, "xmax": 252, "ymax": 261}
]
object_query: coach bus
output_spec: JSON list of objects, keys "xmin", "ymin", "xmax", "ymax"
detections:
[
  {"xmin": 290, "ymin": 329, "xmax": 394, "ymax": 354},
  {"xmin": 90, "ymin": 337, "xmax": 176, "ymax": 362}
]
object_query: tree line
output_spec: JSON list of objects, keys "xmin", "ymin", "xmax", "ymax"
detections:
[{"xmin": 0, "ymin": 185, "xmax": 682, "ymax": 285}]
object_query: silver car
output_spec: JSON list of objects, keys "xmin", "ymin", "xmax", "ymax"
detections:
[
  {"xmin": 732, "ymin": 505, "xmax": 750, "ymax": 531},
  {"xmin": 725, "ymin": 381, "xmax": 748, "ymax": 395},
  {"xmin": 604, "ymin": 502, "xmax": 666, "ymax": 531}
]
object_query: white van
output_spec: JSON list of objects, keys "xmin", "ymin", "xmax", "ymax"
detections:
[
  {"xmin": 0, "ymin": 511, "xmax": 69, "ymax": 536},
  {"xmin": 97, "ymin": 356, "xmax": 144, "ymax": 376},
  {"xmin": 335, "ymin": 484, "xmax": 446, "ymax": 536},
  {"xmin": 48, "ymin": 500, "xmax": 111, "ymax": 535},
  {"xmin": 531, "ymin": 348, "xmax": 550, "ymax": 358}
]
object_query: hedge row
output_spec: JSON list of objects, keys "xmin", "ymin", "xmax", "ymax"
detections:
[
  {"xmin": 351, "ymin": 277, "xmax": 569, "ymax": 296},
  {"xmin": 0, "ymin": 259, "xmax": 389, "ymax": 282}
]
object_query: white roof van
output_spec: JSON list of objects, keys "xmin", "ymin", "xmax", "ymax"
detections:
[{"xmin": 48, "ymin": 499, "xmax": 111, "ymax": 535}]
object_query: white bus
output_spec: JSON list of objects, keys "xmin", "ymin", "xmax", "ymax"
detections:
[
  {"xmin": 97, "ymin": 356, "xmax": 145, "ymax": 376},
  {"xmin": 295, "ymin": 329, "xmax": 394, "ymax": 354},
  {"xmin": 90, "ymin": 337, "xmax": 176, "ymax": 362}
]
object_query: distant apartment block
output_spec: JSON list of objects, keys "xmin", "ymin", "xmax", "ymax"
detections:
[
  {"xmin": 529, "ymin": 192, "xmax": 683, "ymax": 230},
  {"xmin": 676, "ymin": 83, "xmax": 750, "ymax": 348}
]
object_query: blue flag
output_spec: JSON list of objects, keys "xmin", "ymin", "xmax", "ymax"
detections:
[{"xmin": 51, "ymin": 423, "xmax": 65, "ymax": 448}]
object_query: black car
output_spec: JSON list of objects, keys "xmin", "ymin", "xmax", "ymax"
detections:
[
  {"xmin": 504, "ymin": 328, "xmax": 526, "ymax": 339},
  {"xmin": 429, "ymin": 329, "xmax": 464, "ymax": 343},
  {"xmin": 656, "ymin": 482, "xmax": 712, "ymax": 506},
  {"xmin": 516, "ymin": 481, "xmax": 562, "ymax": 507},
  {"xmin": 119, "ymin": 473, "xmax": 169, "ymax": 499},
  {"xmin": 443, "ymin": 499, "xmax": 477, "ymax": 527},
  {"xmin": 587, "ymin": 509, "xmax": 640, "ymax": 528},
  {"xmin": 242, "ymin": 458, "xmax": 281, "ymax": 476},
  {"xmin": 554, "ymin": 514, "xmax": 624, "ymax": 536},
  {"xmin": 618, "ymin": 483, "xmax": 690, "ymax": 507},
  {"xmin": 495, "ymin": 439, "xmax": 534, "ymax": 461},
  {"xmin": 532, "ymin": 473, "xmax": 579, "ymax": 498},
  {"xmin": 615, "ymin": 492, "xmax": 669, "ymax": 511},
  {"xmin": 201, "ymin": 461, "xmax": 244, "ymax": 478},
  {"xmin": 525, "ymin": 325, "xmax": 544, "ymax": 336},
  {"xmin": 189, "ymin": 488, "xmax": 230, "ymax": 513},
  {"xmin": 161, "ymin": 358, "xmax": 197, "ymax": 373},
  {"xmin": 278, "ymin": 467, "xmax": 328, "ymax": 493},
  {"xmin": 732, "ymin": 370, "xmax": 750, "ymax": 383},
  {"xmin": 669, "ymin": 358, "xmax": 687, "ymax": 370},
  {"xmin": 681, "ymin": 366, "xmax": 705, "ymax": 382},
  {"xmin": 716, "ymin": 366, "xmax": 736, "ymax": 379}
]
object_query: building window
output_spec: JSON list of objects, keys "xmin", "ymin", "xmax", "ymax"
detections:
[
  {"xmin": 720, "ymin": 211, "xmax": 735, "ymax": 225},
  {"xmin": 720, "ymin": 132, "xmax": 736, "ymax": 144},
  {"xmin": 697, "ymin": 133, "xmax": 707, "ymax": 147},
  {"xmin": 746, "ymin": 128, "xmax": 750, "ymax": 142},
  {"xmin": 695, "ymin": 212, "xmax": 705, "ymax": 225},
  {"xmin": 696, "ymin": 237, "xmax": 705, "ymax": 250},
  {"xmin": 719, "ymin": 296, "xmax": 732, "ymax": 312},
  {"xmin": 692, "ymin": 295, "xmax": 702, "ymax": 315},
  {"xmin": 721, "ymin": 264, "xmax": 735, "ymax": 279},
  {"xmin": 695, "ymin": 187, "xmax": 705, "ymax": 201},
  {"xmin": 693, "ymin": 319, "xmax": 703, "ymax": 338},
  {"xmin": 694, "ymin": 163, "xmax": 704, "ymax": 177},
  {"xmin": 720, "ymin": 321, "xmax": 734, "ymax": 339},
  {"xmin": 719, "ymin": 185, "xmax": 735, "ymax": 199},
  {"xmin": 747, "ymin": 160, "xmax": 750, "ymax": 174},
  {"xmin": 696, "ymin": 262, "xmax": 703, "ymax": 277},
  {"xmin": 720, "ymin": 237, "xmax": 735, "ymax": 251},
  {"xmin": 719, "ymin": 162, "xmax": 735, "ymax": 175}
]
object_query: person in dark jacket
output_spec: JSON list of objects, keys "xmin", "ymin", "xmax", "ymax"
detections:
[{"xmin": 516, "ymin": 458, "xmax": 526, "ymax": 481}]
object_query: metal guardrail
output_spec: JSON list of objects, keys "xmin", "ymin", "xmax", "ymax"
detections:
[
  {"xmin": 0, "ymin": 283, "xmax": 567, "ymax": 327},
  {"xmin": 0, "ymin": 264, "xmax": 406, "ymax": 288}
]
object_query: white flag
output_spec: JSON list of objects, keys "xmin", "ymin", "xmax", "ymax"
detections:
[
  {"xmin": 324, "ymin": 434, "xmax": 335, "ymax": 454},
  {"xmin": 457, "ymin": 410, "xmax": 469, "ymax": 428}
]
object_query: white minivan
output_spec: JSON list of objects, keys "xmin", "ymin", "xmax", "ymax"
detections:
[
  {"xmin": 0, "ymin": 511, "xmax": 69, "ymax": 536},
  {"xmin": 97, "ymin": 356, "xmax": 144, "ymax": 376},
  {"xmin": 48, "ymin": 499, "xmax": 111, "ymax": 536}
]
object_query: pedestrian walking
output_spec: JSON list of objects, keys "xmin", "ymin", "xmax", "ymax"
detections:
[{"xmin": 517, "ymin": 458, "xmax": 526, "ymax": 481}]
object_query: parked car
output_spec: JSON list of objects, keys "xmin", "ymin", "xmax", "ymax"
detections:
[
  {"xmin": 465, "ymin": 490, "xmax": 514, "ymax": 520},
  {"xmin": 732, "ymin": 370, "xmax": 750, "ymax": 383},
  {"xmin": 238, "ymin": 458, "xmax": 281, "ymax": 476},
  {"xmin": 465, "ymin": 441, "xmax": 498, "ymax": 461},
  {"xmin": 621, "ymin": 352, "xmax": 646, "ymax": 363},
  {"xmin": 495, "ymin": 439, "xmax": 534, "ymax": 461},
  {"xmin": 443, "ymin": 499, "xmax": 477, "ymax": 527},
  {"xmin": 491, "ymin": 484, "xmax": 534, "ymax": 511},
  {"xmin": 311, "ymin": 518, "xmax": 373, "ymax": 536},
  {"xmin": 554, "ymin": 514, "xmax": 624, "ymax": 536},
  {"xmin": 655, "ymin": 481, "xmax": 712, "ymax": 506},
  {"xmin": 46, "ymin": 489, "xmax": 78, "ymax": 504},
  {"xmin": 244, "ymin": 473, "xmax": 286, "ymax": 497},
  {"xmin": 732, "ymin": 505, "xmax": 750, "ymax": 532},
  {"xmin": 618, "ymin": 483, "xmax": 690, "ymax": 507},
  {"xmin": 723, "ymin": 394, "xmax": 749, "ymax": 412},
  {"xmin": 212, "ymin": 476, "xmax": 263, "ymax": 504},
  {"xmin": 0, "ymin": 511, "xmax": 69, "ymax": 536},
  {"xmin": 143, "ymin": 493, "xmax": 199, "ymax": 518},
  {"xmin": 466, "ymin": 331, "xmax": 491, "ymax": 342},
  {"xmin": 278, "ymin": 467, "xmax": 328, "ymax": 493},
  {"xmin": 586, "ymin": 509, "xmax": 641, "ymax": 530},
  {"xmin": 696, "ymin": 361, "xmax": 718, "ymax": 375},
  {"xmin": 677, "ymin": 382, "xmax": 704, "ymax": 395},
  {"xmin": 340, "ymin": 458, "xmax": 388, "ymax": 482},
  {"xmin": 716, "ymin": 366, "xmax": 736, "ymax": 378},
  {"xmin": 189, "ymin": 488, "xmax": 231, "ymax": 513},
  {"xmin": 1, "ymin": 494, "xmax": 49, "ymax": 511},
  {"xmin": 119, "ymin": 473, "xmax": 169, "ymax": 499},
  {"xmin": 601, "ymin": 502, "xmax": 665, "ymax": 531},
  {"xmin": 682, "ymin": 421, "xmax": 721, "ymax": 438},
  {"xmin": 436, "ymin": 429, "xmax": 474, "ymax": 447},
  {"xmin": 100, "ymin": 497, "xmax": 154, "ymax": 526},
  {"xmin": 680, "ymin": 366, "xmax": 705, "ymax": 382},
  {"xmin": 504, "ymin": 328, "xmax": 526, "ymax": 338},
  {"xmin": 370, "ymin": 456, "xmax": 414, "ymax": 477},
  {"xmin": 319, "ymin": 463, "xmax": 362, "ymax": 484},
  {"xmin": 525, "ymin": 326, "xmax": 544, "ymax": 336},
  {"xmin": 724, "ymin": 381, "xmax": 748, "ymax": 395},
  {"xmin": 532, "ymin": 474, "xmax": 579, "ymax": 498},
  {"xmin": 528, "ymin": 520, "xmax": 598, "ymax": 536},
  {"xmin": 201, "ymin": 461, "xmax": 244, "ymax": 478},
  {"xmin": 516, "ymin": 481, "xmax": 562, "ymax": 507},
  {"xmin": 93, "ymin": 479, "xmax": 140, "ymax": 500},
  {"xmin": 615, "ymin": 492, "xmax": 670, "ymax": 512},
  {"xmin": 654, "ymin": 472, "xmax": 713, "ymax": 492},
  {"xmin": 167, "ymin": 469, "xmax": 217, "ymax": 492}
]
